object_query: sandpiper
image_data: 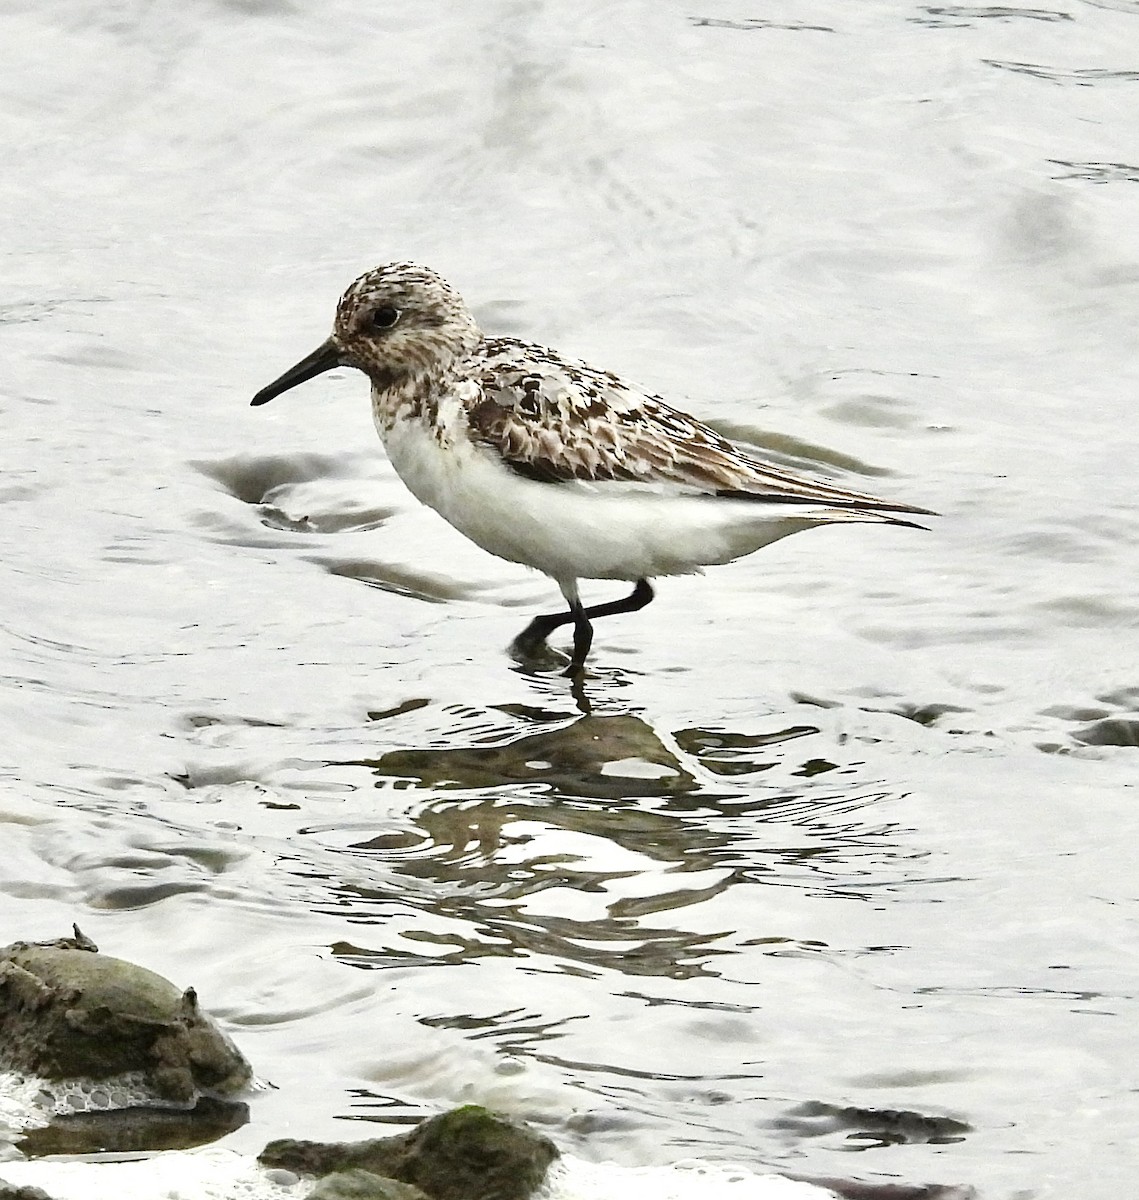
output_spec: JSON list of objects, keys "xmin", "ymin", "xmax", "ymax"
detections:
[{"xmin": 251, "ymin": 262, "xmax": 933, "ymax": 675}]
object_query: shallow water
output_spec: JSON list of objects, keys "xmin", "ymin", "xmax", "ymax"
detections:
[{"xmin": 2, "ymin": 1, "xmax": 1138, "ymax": 1197}]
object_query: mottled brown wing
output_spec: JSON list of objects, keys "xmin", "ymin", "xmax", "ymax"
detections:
[{"xmin": 466, "ymin": 338, "xmax": 933, "ymax": 515}]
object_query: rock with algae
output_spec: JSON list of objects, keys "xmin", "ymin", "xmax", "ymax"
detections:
[
  {"xmin": 0, "ymin": 928, "xmax": 251, "ymax": 1105},
  {"xmin": 260, "ymin": 1106, "xmax": 558, "ymax": 1200}
]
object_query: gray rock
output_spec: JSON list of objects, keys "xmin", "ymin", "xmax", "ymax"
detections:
[
  {"xmin": 261, "ymin": 1105, "xmax": 559, "ymax": 1200},
  {"xmin": 0, "ymin": 928, "xmax": 251, "ymax": 1105}
]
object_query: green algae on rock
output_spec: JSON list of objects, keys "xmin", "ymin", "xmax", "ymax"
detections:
[
  {"xmin": 260, "ymin": 1106, "xmax": 558, "ymax": 1200},
  {"xmin": 0, "ymin": 928, "xmax": 251, "ymax": 1105}
]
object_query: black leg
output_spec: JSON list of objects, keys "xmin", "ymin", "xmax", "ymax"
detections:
[
  {"xmin": 564, "ymin": 599, "xmax": 594, "ymax": 677},
  {"xmin": 582, "ymin": 578, "xmax": 654, "ymax": 624},
  {"xmin": 512, "ymin": 580, "xmax": 655, "ymax": 655}
]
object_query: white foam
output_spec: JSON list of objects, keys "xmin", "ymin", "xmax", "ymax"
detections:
[
  {"xmin": 0, "ymin": 1148, "xmax": 302, "ymax": 1200},
  {"xmin": 538, "ymin": 1156, "xmax": 840, "ymax": 1200},
  {"xmin": 0, "ymin": 1152, "xmax": 841, "ymax": 1200},
  {"xmin": 0, "ymin": 1074, "xmax": 48, "ymax": 1136}
]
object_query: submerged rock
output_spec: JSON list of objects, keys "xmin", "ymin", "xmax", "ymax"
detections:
[
  {"xmin": 0, "ymin": 928, "xmax": 251, "ymax": 1106},
  {"xmin": 308, "ymin": 1169, "xmax": 430, "ymax": 1200},
  {"xmin": 260, "ymin": 1105, "xmax": 559, "ymax": 1200},
  {"xmin": 774, "ymin": 1100, "xmax": 971, "ymax": 1147}
]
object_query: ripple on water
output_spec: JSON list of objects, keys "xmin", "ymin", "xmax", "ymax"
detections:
[
  {"xmin": 909, "ymin": 6, "xmax": 1073, "ymax": 28},
  {"xmin": 192, "ymin": 452, "xmax": 399, "ymax": 540},
  {"xmin": 1048, "ymin": 157, "xmax": 1139, "ymax": 183},
  {"xmin": 983, "ymin": 59, "xmax": 1139, "ymax": 84}
]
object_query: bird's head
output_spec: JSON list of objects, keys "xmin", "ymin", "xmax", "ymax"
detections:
[{"xmin": 251, "ymin": 261, "xmax": 481, "ymax": 407}]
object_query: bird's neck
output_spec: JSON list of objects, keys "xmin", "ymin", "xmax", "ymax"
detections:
[{"xmin": 370, "ymin": 369, "xmax": 445, "ymax": 435}]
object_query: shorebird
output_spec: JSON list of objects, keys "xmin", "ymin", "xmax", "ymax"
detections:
[{"xmin": 251, "ymin": 262, "xmax": 932, "ymax": 675}]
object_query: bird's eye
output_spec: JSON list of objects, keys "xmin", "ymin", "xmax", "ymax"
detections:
[{"xmin": 370, "ymin": 306, "xmax": 401, "ymax": 330}]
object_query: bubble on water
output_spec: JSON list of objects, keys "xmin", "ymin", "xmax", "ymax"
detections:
[{"xmin": 0, "ymin": 1069, "xmax": 198, "ymax": 1128}]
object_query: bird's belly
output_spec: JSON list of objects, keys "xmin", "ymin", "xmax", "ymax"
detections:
[{"xmin": 378, "ymin": 419, "xmax": 825, "ymax": 583}]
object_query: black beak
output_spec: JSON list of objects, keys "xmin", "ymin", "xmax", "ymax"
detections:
[{"xmin": 251, "ymin": 339, "xmax": 344, "ymax": 406}]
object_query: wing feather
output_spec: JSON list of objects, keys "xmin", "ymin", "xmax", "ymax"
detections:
[{"xmin": 465, "ymin": 338, "xmax": 934, "ymax": 516}]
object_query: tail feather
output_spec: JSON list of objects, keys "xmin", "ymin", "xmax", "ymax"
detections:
[
  {"xmin": 716, "ymin": 487, "xmax": 936, "ymax": 519},
  {"xmin": 806, "ymin": 506, "xmax": 931, "ymax": 532}
]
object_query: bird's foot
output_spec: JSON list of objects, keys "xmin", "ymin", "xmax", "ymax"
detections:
[{"xmin": 508, "ymin": 633, "xmax": 569, "ymax": 674}]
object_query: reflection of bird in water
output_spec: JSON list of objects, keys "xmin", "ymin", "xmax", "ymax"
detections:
[
  {"xmin": 354, "ymin": 712, "xmax": 696, "ymax": 801},
  {"xmin": 252, "ymin": 262, "xmax": 933, "ymax": 675}
]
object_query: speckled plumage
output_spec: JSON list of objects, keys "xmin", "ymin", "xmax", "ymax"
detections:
[
  {"xmin": 251, "ymin": 261, "xmax": 933, "ymax": 675},
  {"xmin": 464, "ymin": 336, "xmax": 921, "ymax": 507}
]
